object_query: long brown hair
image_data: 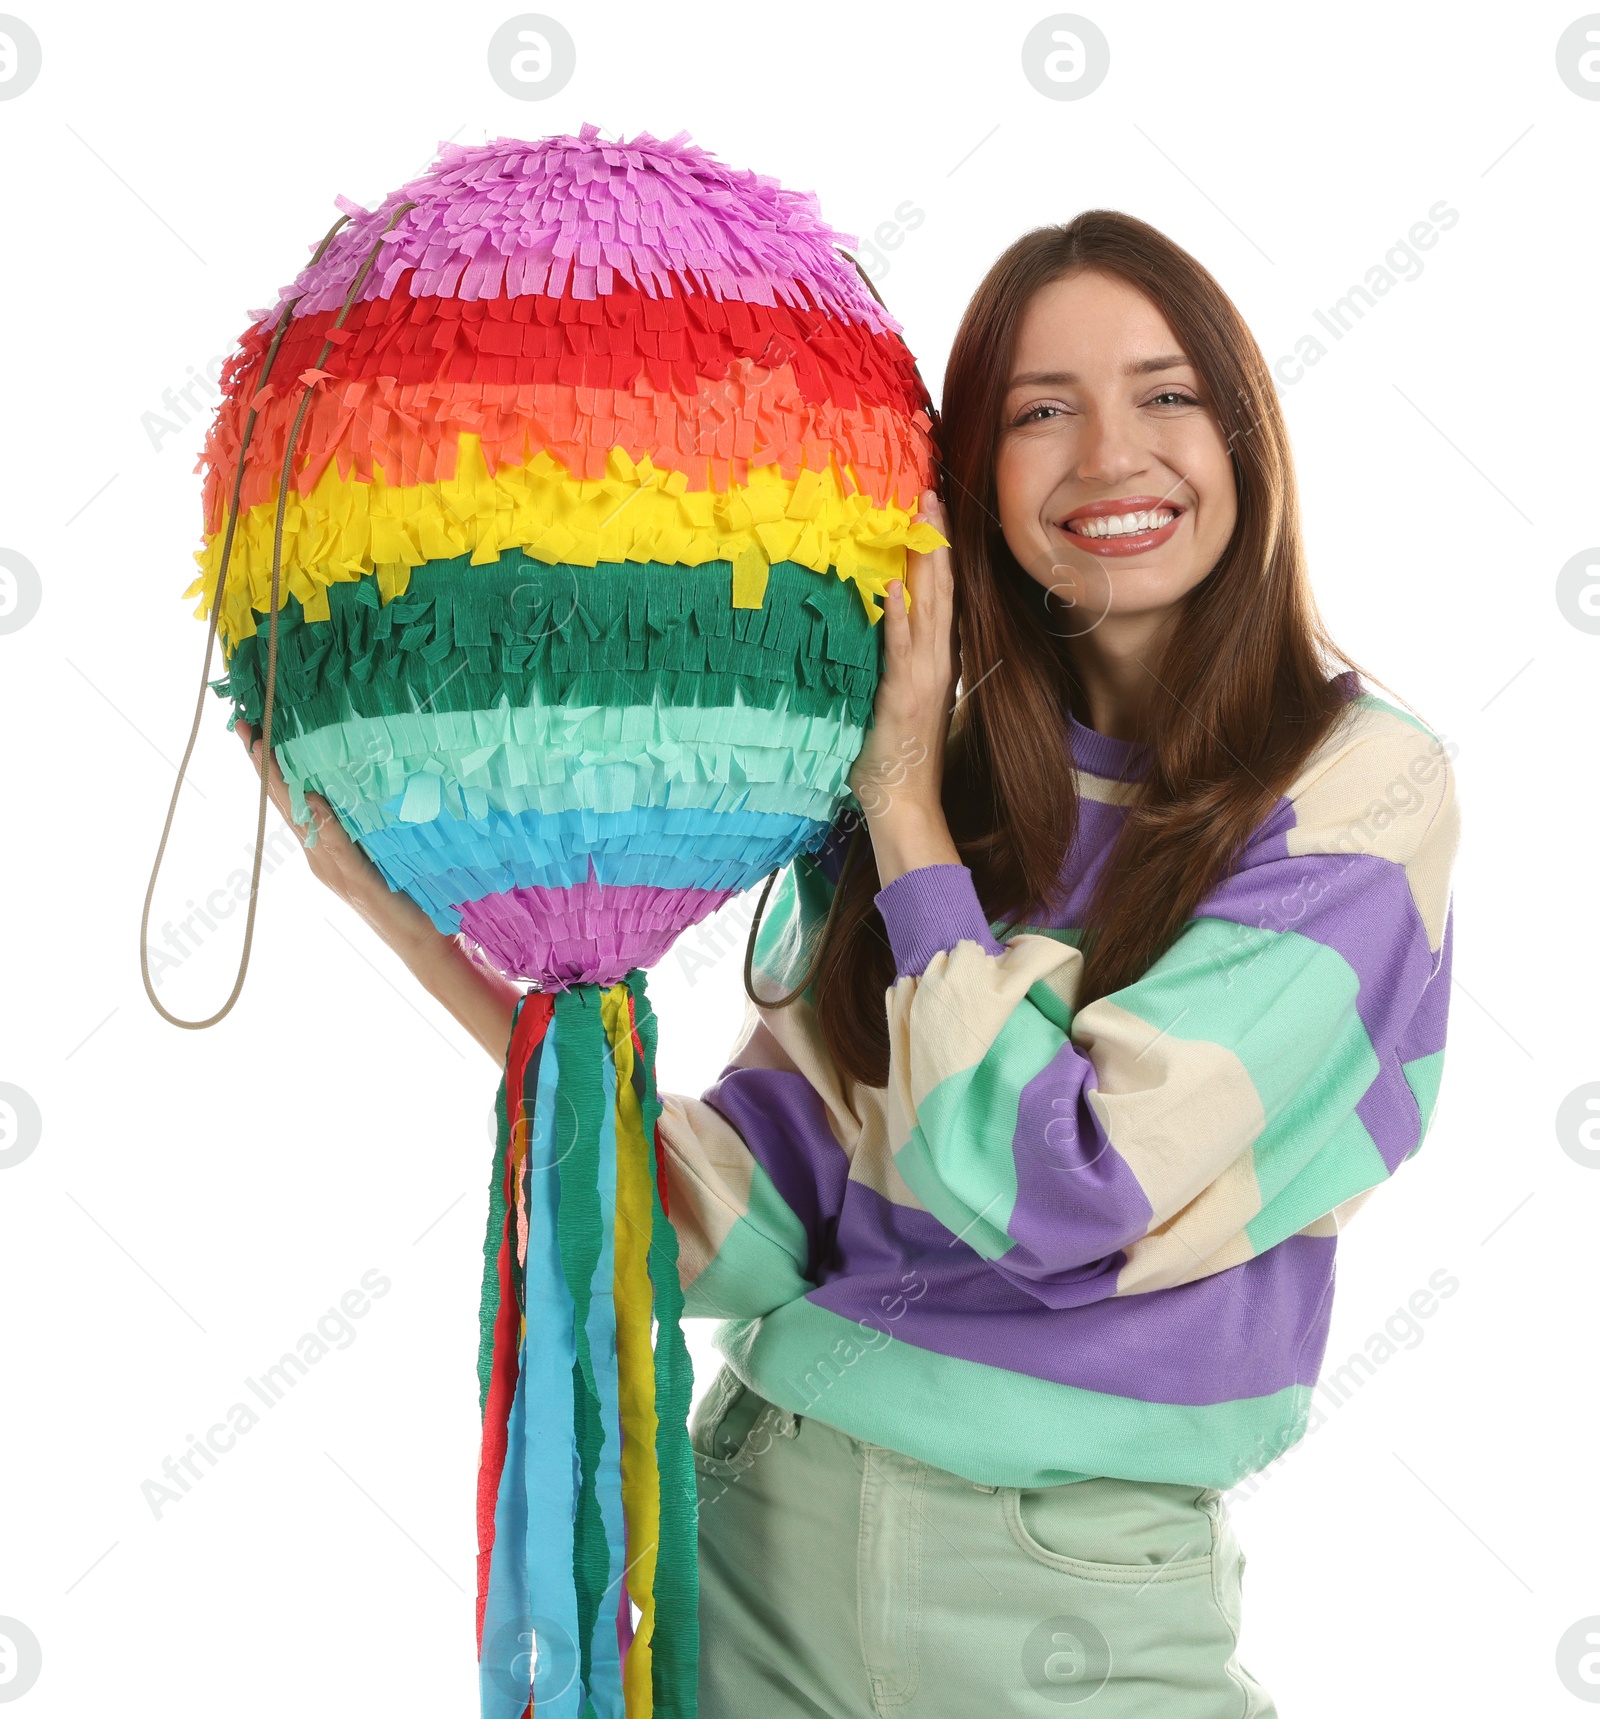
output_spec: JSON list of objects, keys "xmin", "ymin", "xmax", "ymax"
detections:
[{"xmin": 807, "ymin": 210, "xmax": 1375, "ymax": 1091}]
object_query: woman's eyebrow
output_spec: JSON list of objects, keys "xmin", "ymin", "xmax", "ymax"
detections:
[{"xmin": 1006, "ymin": 355, "xmax": 1192, "ymax": 388}]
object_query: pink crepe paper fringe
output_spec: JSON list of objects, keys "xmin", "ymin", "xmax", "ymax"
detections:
[
  {"xmin": 253, "ymin": 123, "xmax": 896, "ymax": 337},
  {"xmin": 457, "ymin": 878, "xmax": 737, "ymax": 988}
]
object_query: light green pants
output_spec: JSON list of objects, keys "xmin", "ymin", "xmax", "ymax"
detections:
[{"xmin": 691, "ymin": 1366, "xmax": 1277, "ymax": 1717}]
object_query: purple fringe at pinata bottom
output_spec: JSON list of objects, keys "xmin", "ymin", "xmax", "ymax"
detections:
[{"xmin": 456, "ymin": 878, "xmax": 737, "ymax": 988}]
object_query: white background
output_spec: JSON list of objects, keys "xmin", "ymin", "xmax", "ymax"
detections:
[{"xmin": 0, "ymin": 0, "xmax": 1594, "ymax": 1713}]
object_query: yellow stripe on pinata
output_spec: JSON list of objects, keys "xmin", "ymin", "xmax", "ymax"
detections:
[{"xmin": 184, "ymin": 434, "xmax": 946, "ymax": 651}]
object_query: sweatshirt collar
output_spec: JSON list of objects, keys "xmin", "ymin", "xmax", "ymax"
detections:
[
  {"xmin": 1065, "ymin": 670, "xmax": 1362, "ymax": 784},
  {"xmin": 1067, "ymin": 709, "xmax": 1152, "ymax": 782}
]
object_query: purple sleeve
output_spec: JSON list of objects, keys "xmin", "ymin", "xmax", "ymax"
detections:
[{"xmin": 874, "ymin": 864, "xmax": 1007, "ymax": 978}]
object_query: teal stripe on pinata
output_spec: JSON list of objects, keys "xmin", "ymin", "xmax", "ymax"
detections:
[
  {"xmin": 211, "ymin": 553, "xmax": 881, "ymax": 740},
  {"xmin": 270, "ymin": 696, "xmax": 864, "ymax": 838},
  {"xmin": 361, "ymin": 804, "xmax": 826, "ymax": 929}
]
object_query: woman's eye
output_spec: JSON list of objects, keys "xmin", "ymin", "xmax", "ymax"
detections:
[
  {"xmin": 1148, "ymin": 389, "xmax": 1200, "ymax": 407},
  {"xmin": 1013, "ymin": 403, "xmax": 1066, "ymax": 425}
]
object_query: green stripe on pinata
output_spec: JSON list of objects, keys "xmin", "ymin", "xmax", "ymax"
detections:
[{"xmin": 211, "ymin": 553, "xmax": 881, "ymax": 741}]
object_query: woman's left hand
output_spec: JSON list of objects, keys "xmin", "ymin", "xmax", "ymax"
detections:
[{"xmin": 848, "ymin": 488, "xmax": 964, "ymax": 888}]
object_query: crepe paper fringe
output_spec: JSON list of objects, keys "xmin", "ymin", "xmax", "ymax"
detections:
[
  {"xmin": 476, "ymin": 979, "xmax": 696, "ymax": 1716},
  {"xmin": 458, "ymin": 879, "xmax": 741, "ymax": 988},
  {"xmin": 280, "ymin": 721, "xmax": 855, "ymax": 828},
  {"xmin": 478, "ymin": 997, "xmax": 591, "ymax": 1718},
  {"xmin": 276, "ymin": 725, "xmax": 855, "ymax": 831},
  {"xmin": 608, "ymin": 981, "xmax": 662, "ymax": 1716},
  {"xmin": 355, "ymin": 797, "xmax": 818, "ymax": 948},
  {"xmin": 367, "ymin": 810, "xmax": 826, "ymax": 957},
  {"xmin": 477, "ymin": 989, "xmax": 588, "ymax": 1716},
  {"xmin": 196, "ymin": 361, "xmax": 932, "ymax": 533},
  {"xmin": 550, "ymin": 986, "xmax": 612, "ymax": 1708},
  {"xmin": 590, "ymin": 1030, "xmax": 630, "ymax": 1709},
  {"xmin": 625, "ymin": 973, "xmax": 697, "ymax": 1715},
  {"xmin": 187, "ymin": 434, "xmax": 941, "ymax": 650},
  {"xmin": 230, "ymin": 268, "xmax": 927, "ymax": 417},
  {"xmin": 268, "ymin": 693, "xmax": 862, "ymax": 827},
  {"xmin": 262, "ymin": 124, "xmax": 894, "ymax": 338},
  {"xmin": 209, "ymin": 553, "xmax": 881, "ymax": 738}
]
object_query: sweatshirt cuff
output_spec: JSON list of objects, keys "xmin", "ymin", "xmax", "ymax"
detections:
[{"xmin": 874, "ymin": 864, "xmax": 1006, "ymax": 978}]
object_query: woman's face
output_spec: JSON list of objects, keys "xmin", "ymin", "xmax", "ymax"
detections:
[{"xmin": 994, "ymin": 268, "xmax": 1238, "ymax": 634}]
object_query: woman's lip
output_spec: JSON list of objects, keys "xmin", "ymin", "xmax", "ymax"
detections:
[
  {"xmin": 1061, "ymin": 494, "xmax": 1181, "ymax": 523},
  {"xmin": 1056, "ymin": 509, "xmax": 1184, "ymax": 558}
]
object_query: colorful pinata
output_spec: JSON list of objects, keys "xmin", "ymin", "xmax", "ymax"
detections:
[{"xmin": 183, "ymin": 125, "xmax": 941, "ymax": 1718}]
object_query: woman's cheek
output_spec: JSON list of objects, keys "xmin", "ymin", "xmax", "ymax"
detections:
[{"xmin": 994, "ymin": 455, "xmax": 1053, "ymax": 579}]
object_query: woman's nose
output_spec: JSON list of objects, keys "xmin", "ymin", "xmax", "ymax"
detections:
[{"xmin": 1072, "ymin": 405, "xmax": 1146, "ymax": 484}]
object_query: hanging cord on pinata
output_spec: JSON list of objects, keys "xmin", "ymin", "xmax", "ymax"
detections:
[
  {"xmin": 475, "ymin": 970, "xmax": 696, "ymax": 1719},
  {"xmin": 138, "ymin": 200, "xmax": 417, "ymax": 1029}
]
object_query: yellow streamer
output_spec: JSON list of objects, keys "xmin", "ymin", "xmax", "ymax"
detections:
[{"xmin": 604, "ymin": 982, "xmax": 660, "ymax": 1717}]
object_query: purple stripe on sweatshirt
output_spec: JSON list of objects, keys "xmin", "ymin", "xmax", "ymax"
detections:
[
  {"xmin": 1354, "ymin": 1068, "xmax": 1425, "ymax": 1173},
  {"xmin": 810, "ymin": 1180, "xmax": 1337, "ymax": 1405},
  {"xmin": 1396, "ymin": 903, "xmax": 1453, "ymax": 1063},
  {"xmin": 702, "ymin": 1064, "xmax": 849, "ymax": 1282},
  {"xmin": 1008, "ymin": 1058, "xmax": 1155, "ymax": 1284},
  {"xmin": 821, "ymin": 1159, "xmax": 1126, "ymax": 1311},
  {"xmin": 1030, "ymin": 795, "xmax": 1136, "ymax": 929}
]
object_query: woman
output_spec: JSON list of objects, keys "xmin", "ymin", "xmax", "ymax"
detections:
[{"xmin": 240, "ymin": 210, "xmax": 1458, "ymax": 1716}]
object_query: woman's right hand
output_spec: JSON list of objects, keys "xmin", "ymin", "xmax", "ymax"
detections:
[
  {"xmin": 233, "ymin": 718, "xmax": 428, "ymax": 947},
  {"xmin": 232, "ymin": 719, "xmax": 522, "ymax": 1064}
]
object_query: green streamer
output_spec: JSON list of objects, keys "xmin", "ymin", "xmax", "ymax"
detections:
[
  {"xmin": 552, "ymin": 986, "xmax": 612, "ymax": 1708},
  {"xmin": 629, "ymin": 968, "xmax": 699, "ymax": 1719}
]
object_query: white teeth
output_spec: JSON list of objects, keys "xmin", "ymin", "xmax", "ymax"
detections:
[{"xmin": 1067, "ymin": 508, "xmax": 1177, "ymax": 539}]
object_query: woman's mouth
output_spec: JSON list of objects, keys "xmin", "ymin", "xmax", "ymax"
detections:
[{"xmin": 1057, "ymin": 496, "xmax": 1184, "ymax": 558}]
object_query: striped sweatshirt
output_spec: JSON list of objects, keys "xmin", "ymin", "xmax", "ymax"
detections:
[{"xmin": 655, "ymin": 672, "xmax": 1460, "ymax": 1489}]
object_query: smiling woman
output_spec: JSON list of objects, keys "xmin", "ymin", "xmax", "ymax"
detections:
[
  {"xmin": 652, "ymin": 210, "xmax": 1460, "ymax": 1716},
  {"xmin": 235, "ymin": 204, "xmax": 1460, "ymax": 1717}
]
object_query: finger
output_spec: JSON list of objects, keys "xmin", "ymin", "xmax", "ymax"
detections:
[
  {"xmin": 907, "ymin": 488, "xmax": 951, "ymax": 645},
  {"xmin": 910, "ymin": 544, "xmax": 953, "ymax": 676},
  {"xmin": 881, "ymin": 576, "xmax": 910, "ymax": 661},
  {"xmin": 305, "ymin": 791, "xmax": 351, "ymax": 849},
  {"xmin": 925, "ymin": 492, "xmax": 954, "ymax": 620},
  {"xmin": 239, "ymin": 725, "xmax": 308, "ymax": 838},
  {"xmin": 918, "ymin": 492, "xmax": 954, "ymax": 627}
]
